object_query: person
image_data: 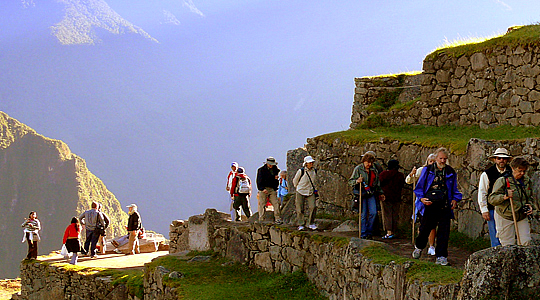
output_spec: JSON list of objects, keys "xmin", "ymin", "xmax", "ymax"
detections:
[
  {"xmin": 63, "ymin": 217, "xmax": 82, "ymax": 265},
  {"xmin": 96, "ymin": 203, "xmax": 111, "ymax": 254},
  {"xmin": 293, "ymin": 156, "xmax": 319, "ymax": 231},
  {"xmin": 412, "ymin": 147, "xmax": 462, "ymax": 266},
  {"xmin": 365, "ymin": 150, "xmax": 384, "ymax": 174},
  {"xmin": 21, "ymin": 211, "xmax": 41, "ymax": 260},
  {"xmin": 226, "ymin": 162, "xmax": 239, "ymax": 221},
  {"xmin": 256, "ymin": 157, "xmax": 282, "ymax": 223},
  {"xmin": 126, "ymin": 204, "xmax": 142, "ymax": 255},
  {"xmin": 478, "ymin": 148, "xmax": 512, "ymax": 247},
  {"xmin": 379, "ymin": 159, "xmax": 405, "ymax": 239},
  {"xmin": 277, "ymin": 170, "xmax": 289, "ymax": 207},
  {"xmin": 348, "ymin": 152, "xmax": 385, "ymax": 239},
  {"xmin": 230, "ymin": 167, "xmax": 252, "ymax": 221},
  {"xmin": 79, "ymin": 201, "xmax": 105, "ymax": 258},
  {"xmin": 488, "ymin": 157, "xmax": 535, "ymax": 246},
  {"xmin": 406, "ymin": 153, "xmax": 438, "ymax": 255}
]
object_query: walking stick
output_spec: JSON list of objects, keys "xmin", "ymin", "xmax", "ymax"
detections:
[
  {"xmin": 412, "ymin": 180, "xmax": 416, "ymax": 245},
  {"xmin": 358, "ymin": 175, "xmax": 363, "ymax": 239},
  {"xmin": 506, "ymin": 178, "xmax": 522, "ymax": 245}
]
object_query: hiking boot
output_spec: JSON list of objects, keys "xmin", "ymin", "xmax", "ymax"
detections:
[
  {"xmin": 435, "ymin": 256, "xmax": 448, "ymax": 266},
  {"xmin": 428, "ymin": 246, "xmax": 436, "ymax": 256},
  {"xmin": 308, "ymin": 224, "xmax": 318, "ymax": 230},
  {"xmin": 297, "ymin": 225, "xmax": 305, "ymax": 231},
  {"xmin": 412, "ymin": 247, "xmax": 422, "ymax": 259}
]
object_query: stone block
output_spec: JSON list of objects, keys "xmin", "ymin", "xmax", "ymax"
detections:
[
  {"xmin": 519, "ymin": 101, "xmax": 534, "ymax": 113},
  {"xmin": 529, "ymin": 90, "xmax": 540, "ymax": 102},
  {"xmin": 254, "ymin": 252, "xmax": 273, "ymax": 272},
  {"xmin": 471, "ymin": 52, "xmax": 488, "ymax": 71},
  {"xmin": 435, "ymin": 69, "xmax": 450, "ymax": 83}
]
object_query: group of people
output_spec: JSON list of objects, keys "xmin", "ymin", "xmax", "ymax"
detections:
[{"xmin": 22, "ymin": 202, "xmax": 143, "ymax": 264}]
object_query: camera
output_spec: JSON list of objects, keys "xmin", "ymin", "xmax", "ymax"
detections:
[{"xmin": 521, "ymin": 205, "xmax": 531, "ymax": 214}]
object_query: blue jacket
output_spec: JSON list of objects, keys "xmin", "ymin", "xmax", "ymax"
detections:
[{"xmin": 414, "ymin": 164, "xmax": 462, "ymax": 217}]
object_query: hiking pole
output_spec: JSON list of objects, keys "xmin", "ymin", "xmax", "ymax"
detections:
[
  {"xmin": 412, "ymin": 180, "xmax": 416, "ymax": 245},
  {"xmin": 358, "ymin": 175, "xmax": 363, "ymax": 239},
  {"xmin": 506, "ymin": 178, "xmax": 522, "ymax": 245}
]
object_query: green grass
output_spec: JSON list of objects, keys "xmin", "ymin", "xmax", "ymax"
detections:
[
  {"xmin": 427, "ymin": 24, "xmax": 540, "ymax": 59},
  {"xmin": 360, "ymin": 244, "xmax": 463, "ymax": 284},
  {"xmin": 448, "ymin": 231, "xmax": 490, "ymax": 253},
  {"xmin": 366, "ymin": 90, "xmax": 403, "ymax": 112},
  {"xmin": 389, "ymin": 97, "xmax": 421, "ymax": 112},
  {"xmin": 309, "ymin": 234, "xmax": 350, "ymax": 247},
  {"xmin": 317, "ymin": 125, "xmax": 540, "ymax": 155},
  {"xmin": 97, "ymin": 269, "xmax": 145, "ymax": 299},
  {"xmin": 146, "ymin": 254, "xmax": 326, "ymax": 300}
]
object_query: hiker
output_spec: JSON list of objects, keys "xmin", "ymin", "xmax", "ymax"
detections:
[
  {"xmin": 365, "ymin": 150, "xmax": 384, "ymax": 174},
  {"xmin": 379, "ymin": 159, "xmax": 405, "ymax": 239},
  {"xmin": 63, "ymin": 217, "xmax": 82, "ymax": 265},
  {"xmin": 126, "ymin": 204, "xmax": 142, "ymax": 255},
  {"xmin": 256, "ymin": 157, "xmax": 282, "ymax": 223},
  {"xmin": 478, "ymin": 148, "xmax": 512, "ymax": 247},
  {"xmin": 277, "ymin": 170, "xmax": 289, "ymax": 207},
  {"xmin": 348, "ymin": 152, "xmax": 385, "ymax": 239},
  {"xmin": 21, "ymin": 211, "xmax": 41, "ymax": 260},
  {"xmin": 406, "ymin": 153, "xmax": 437, "ymax": 255},
  {"xmin": 226, "ymin": 162, "xmax": 239, "ymax": 221},
  {"xmin": 293, "ymin": 156, "xmax": 319, "ymax": 231},
  {"xmin": 412, "ymin": 147, "xmax": 462, "ymax": 266},
  {"xmin": 230, "ymin": 167, "xmax": 252, "ymax": 221},
  {"xmin": 79, "ymin": 202, "xmax": 106, "ymax": 258},
  {"xmin": 488, "ymin": 157, "xmax": 535, "ymax": 246},
  {"xmin": 96, "ymin": 203, "xmax": 111, "ymax": 254}
]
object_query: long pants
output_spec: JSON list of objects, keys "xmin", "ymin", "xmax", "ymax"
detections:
[
  {"xmin": 415, "ymin": 205, "xmax": 451, "ymax": 258},
  {"xmin": 70, "ymin": 253, "xmax": 78, "ymax": 265},
  {"xmin": 25, "ymin": 232, "xmax": 38, "ymax": 259},
  {"xmin": 494, "ymin": 212, "xmax": 531, "ymax": 246},
  {"xmin": 258, "ymin": 188, "xmax": 281, "ymax": 222},
  {"xmin": 381, "ymin": 200, "xmax": 400, "ymax": 234},
  {"xmin": 361, "ymin": 195, "xmax": 378, "ymax": 237},
  {"xmin": 233, "ymin": 194, "xmax": 252, "ymax": 220},
  {"xmin": 128, "ymin": 231, "xmax": 140, "ymax": 254},
  {"xmin": 84, "ymin": 229, "xmax": 99, "ymax": 256},
  {"xmin": 487, "ymin": 209, "xmax": 501, "ymax": 247},
  {"xmin": 295, "ymin": 192, "xmax": 317, "ymax": 226},
  {"xmin": 98, "ymin": 235, "xmax": 106, "ymax": 254}
]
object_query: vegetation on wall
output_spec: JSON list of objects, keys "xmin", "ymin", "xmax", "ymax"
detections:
[{"xmin": 365, "ymin": 90, "xmax": 403, "ymax": 112}]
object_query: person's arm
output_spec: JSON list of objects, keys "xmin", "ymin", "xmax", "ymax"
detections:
[
  {"xmin": 230, "ymin": 177, "xmax": 237, "ymax": 197},
  {"xmin": 488, "ymin": 177, "xmax": 508, "ymax": 206},
  {"xmin": 35, "ymin": 219, "xmax": 41, "ymax": 231},
  {"xmin": 78, "ymin": 212, "xmax": 86, "ymax": 225},
  {"xmin": 450, "ymin": 170, "xmax": 463, "ymax": 203},
  {"xmin": 477, "ymin": 172, "xmax": 490, "ymax": 214},
  {"xmin": 292, "ymin": 169, "xmax": 302, "ymax": 188},
  {"xmin": 63, "ymin": 226, "xmax": 69, "ymax": 244},
  {"xmin": 348, "ymin": 166, "xmax": 360, "ymax": 187},
  {"xmin": 256, "ymin": 168, "xmax": 264, "ymax": 191}
]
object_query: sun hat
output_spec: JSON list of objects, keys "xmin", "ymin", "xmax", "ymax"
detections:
[
  {"xmin": 126, "ymin": 204, "xmax": 137, "ymax": 208},
  {"xmin": 303, "ymin": 156, "xmax": 315, "ymax": 166},
  {"xmin": 231, "ymin": 162, "xmax": 239, "ymax": 167},
  {"xmin": 489, "ymin": 148, "xmax": 512, "ymax": 159},
  {"xmin": 266, "ymin": 157, "xmax": 277, "ymax": 166}
]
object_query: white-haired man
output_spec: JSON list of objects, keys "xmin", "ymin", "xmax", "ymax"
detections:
[{"xmin": 293, "ymin": 156, "xmax": 318, "ymax": 230}]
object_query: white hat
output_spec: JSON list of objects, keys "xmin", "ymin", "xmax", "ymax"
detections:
[
  {"xmin": 489, "ymin": 148, "xmax": 512, "ymax": 159},
  {"xmin": 303, "ymin": 156, "xmax": 315, "ymax": 166},
  {"xmin": 126, "ymin": 204, "xmax": 137, "ymax": 208}
]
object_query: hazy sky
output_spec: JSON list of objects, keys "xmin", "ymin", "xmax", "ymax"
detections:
[{"xmin": 2, "ymin": 0, "xmax": 540, "ymax": 234}]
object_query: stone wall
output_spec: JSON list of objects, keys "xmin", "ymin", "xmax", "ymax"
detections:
[{"xmin": 351, "ymin": 45, "xmax": 540, "ymax": 128}]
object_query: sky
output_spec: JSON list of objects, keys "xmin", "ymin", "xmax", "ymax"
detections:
[{"xmin": 2, "ymin": 0, "xmax": 540, "ymax": 235}]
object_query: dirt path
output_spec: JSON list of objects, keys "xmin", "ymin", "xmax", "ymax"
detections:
[
  {"xmin": 41, "ymin": 251, "xmax": 169, "ymax": 269},
  {"xmin": 0, "ymin": 279, "xmax": 21, "ymax": 300}
]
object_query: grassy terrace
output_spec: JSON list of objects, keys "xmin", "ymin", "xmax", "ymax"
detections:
[
  {"xmin": 317, "ymin": 125, "xmax": 540, "ymax": 155},
  {"xmin": 426, "ymin": 24, "xmax": 540, "ymax": 59}
]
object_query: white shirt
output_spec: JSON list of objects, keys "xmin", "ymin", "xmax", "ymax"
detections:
[
  {"xmin": 477, "ymin": 166, "xmax": 507, "ymax": 214},
  {"xmin": 293, "ymin": 168, "xmax": 317, "ymax": 196}
]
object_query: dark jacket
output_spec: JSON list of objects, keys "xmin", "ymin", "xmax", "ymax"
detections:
[
  {"xmin": 414, "ymin": 164, "xmax": 462, "ymax": 217},
  {"xmin": 256, "ymin": 164, "xmax": 280, "ymax": 191},
  {"xmin": 127, "ymin": 211, "xmax": 141, "ymax": 231},
  {"xmin": 380, "ymin": 169, "xmax": 405, "ymax": 202}
]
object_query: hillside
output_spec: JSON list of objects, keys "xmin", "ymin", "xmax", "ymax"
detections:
[{"xmin": 0, "ymin": 112, "xmax": 128, "ymax": 279}]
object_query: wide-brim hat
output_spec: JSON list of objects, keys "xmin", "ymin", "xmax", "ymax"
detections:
[
  {"xmin": 303, "ymin": 156, "xmax": 315, "ymax": 166},
  {"xmin": 126, "ymin": 204, "xmax": 137, "ymax": 208},
  {"xmin": 266, "ymin": 157, "xmax": 277, "ymax": 166},
  {"xmin": 489, "ymin": 148, "xmax": 512, "ymax": 159}
]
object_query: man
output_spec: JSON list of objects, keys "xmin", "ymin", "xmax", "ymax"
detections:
[
  {"xmin": 477, "ymin": 148, "xmax": 512, "ymax": 247},
  {"xmin": 226, "ymin": 162, "xmax": 239, "ymax": 221},
  {"xmin": 126, "ymin": 204, "xmax": 142, "ymax": 255},
  {"xmin": 79, "ymin": 201, "xmax": 105, "ymax": 258},
  {"xmin": 230, "ymin": 167, "xmax": 252, "ymax": 221},
  {"xmin": 412, "ymin": 147, "xmax": 462, "ymax": 266},
  {"xmin": 293, "ymin": 156, "xmax": 318, "ymax": 231},
  {"xmin": 256, "ymin": 157, "xmax": 282, "ymax": 223}
]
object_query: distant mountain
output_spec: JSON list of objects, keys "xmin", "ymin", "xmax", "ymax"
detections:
[{"xmin": 0, "ymin": 112, "xmax": 128, "ymax": 279}]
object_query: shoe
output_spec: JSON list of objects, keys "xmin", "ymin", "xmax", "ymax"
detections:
[
  {"xmin": 435, "ymin": 256, "xmax": 448, "ymax": 266},
  {"xmin": 412, "ymin": 247, "xmax": 422, "ymax": 259},
  {"xmin": 382, "ymin": 234, "xmax": 394, "ymax": 239},
  {"xmin": 428, "ymin": 246, "xmax": 436, "ymax": 256},
  {"xmin": 298, "ymin": 225, "xmax": 305, "ymax": 231},
  {"xmin": 308, "ymin": 224, "xmax": 318, "ymax": 230}
]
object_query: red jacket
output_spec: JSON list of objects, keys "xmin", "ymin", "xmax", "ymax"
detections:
[
  {"xmin": 63, "ymin": 223, "xmax": 81, "ymax": 244},
  {"xmin": 230, "ymin": 174, "xmax": 252, "ymax": 197}
]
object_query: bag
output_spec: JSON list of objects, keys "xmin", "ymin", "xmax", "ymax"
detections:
[
  {"xmin": 237, "ymin": 177, "xmax": 251, "ymax": 194},
  {"xmin": 61, "ymin": 244, "xmax": 70, "ymax": 258},
  {"xmin": 426, "ymin": 189, "xmax": 446, "ymax": 204}
]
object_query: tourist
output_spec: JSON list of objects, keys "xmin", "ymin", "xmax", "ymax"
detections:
[
  {"xmin": 406, "ymin": 153, "xmax": 437, "ymax": 255},
  {"xmin": 126, "ymin": 204, "xmax": 142, "ymax": 255},
  {"xmin": 79, "ymin": 201, "xmax": 106, "ymax": 258},
  {"xmin": 412, "ymin": 147, "xmax": 462, "ymax": 266},
  {"xmin": 478, "ymin": 148, "xmax": 512, "ymax": 247},
  {"xmin": 21, "ymin": 211, "xmax": 41, "ymax": 260},
  {"xmin": 256, "ymin": 157, "xmax": 282, "ymax": 223},
  {"xmin": 277, "ymin": 170, "xmax": 289, "ymax": 207},
  {"xmin": 379, "ymin": 159, "xmax": 405, "ymax": 239},
  {"xmin": 229, "ymin": 167, "xmax": 252, "ymax": 221},
  {"xmin": 348, "ymin": 152, "xmax": 385, "ymax": 239},
  {"xmin": 63, "ymin": 217, "xmax": 82, "ymax": 265},
  {"xmin": 365, "ymin": 150, "xmax": 383, "ymax": 174},
  {"xmin": 488, "ymin": 157, "xmax": 535, "ymax": 246},
  {"xmin": 293, "ymin": 156, "xmax": 319, "ymax": 231},
  {"xmin": 96, "ymin": 203, "xmax": 111, "ymax": 254},
  {"xmin": 226, "ymin": 162, "xmax": 239, "ymax": 221}
]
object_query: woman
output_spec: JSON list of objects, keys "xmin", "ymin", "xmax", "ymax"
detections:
[
  {"xmin": 277, "ymin": 170, "xmax": 289, "ymax": 207},
  {"xmin": 63, "ymin": 217, "xmax": 82, "ymax": 265},
  {"xmin": 379, "ymin": 159, "xmax": 405, "ymax": 239},
  {"xmin": 489, "ymin": 157, "xmax": 535, "ymax": 246},
  {"xmin": 21, "ymin": 211, "xmax": 41, "ymax": 260},
  {"xmin": 230, "ymin": 167, "xmax": 253, "ymax": 221},
  {"xmin": 348, "ymin": 152, "xmax": 385, "ymax": 239},
  {"xmin": 406, "ymin": 153, "xmax": 437, "ymax": 255},
  {"xmin": 96, "ymin": 203, "xmax": 110, "ymax": 255}
]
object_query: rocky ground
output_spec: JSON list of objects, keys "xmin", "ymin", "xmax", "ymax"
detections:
[{"xmin": 0, "ymin": 279, "xmax": 21, "ymax": 300}]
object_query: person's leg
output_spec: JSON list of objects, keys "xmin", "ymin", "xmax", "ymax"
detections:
[
  {"xmin": 487, "ymin": 209, "xmax": 501, "ymax": 247},
  {"xmin": 90, "ymin": 231, "xmax": 99, "ymax": 257},
  {"xmin": 494, "ymin": 212, "xmax": 516, "ymax": 246},
  {"xmin": 360, "ymin": 196, "xmax": 368, "ymax": 237},
  {"xmin": 392, "ymin": 202, "xmax": 400, "ymax": 235},
  {"xmin": 415, "ymin": 207, "xmax": 438, "ymax": 250},
  {"xmin": 83, "ymin": 230, "xmax": 92, "ymax": 255},
  {"xmin": 365, "ymin": 195, "xmax": 378, "ymax": 236},
  {"xmin": 306, "ymin": 194, "xmax": 317, "ymax": 226},
  {"xmin": 232, "ymin": 196, "xmax": 242, "ymax": 221},
  {"xmin": 381, "ymin": 200, "xmax": 392, "ymax": 236},
  {"xmin": 516, "ymin": 218, "xmax": 531, "ymax": 246},
  {"xmin": 428, "ymin": 229, "xmax": 436, "ymax": 247},
  {"xmin": 25, "ymin": 233, "xmax": 33, "ymax": 259},
  {"xmin": 127, "ymin": 231, "xmax": 135, "ymax": 254},
  {"xmin": 434, "ymin": 214, "xmax": 451, "ymax": 258},
  {"xmin": 257, "ymin": 191, "xmax": 266, "ymax": 222},
  {"xmin": 268, "ymin": 189, "xmax": 281, "ymax": 221},
  {"xmin": 295, "ymin": 192, "xmax": 305, "ymax": 226},
  {"xmin": 70, "ymin": 252, "xmax": 78, "ymax": 265},
  {"xmin": 100, "ymin": 236, "xmax": 106, "ymax": 254},
  {"xmin": 240, "ymin": 195, "xmax": 251, "ymax": 219},
  {"xmin": 134, "ymin": 235, "xmax": 140, "ymax": 254}
]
